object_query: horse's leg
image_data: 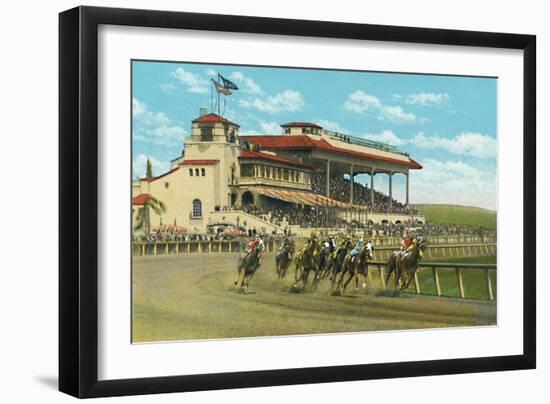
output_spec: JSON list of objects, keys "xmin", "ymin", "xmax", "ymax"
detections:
[
  {"xmin": 302, "ymin": 268, "xmax": 310, "ymax": 290},
  {"xmin": 337, "ymin": 264, "xmax": 347, "ymax": 291},
  {"xmin": 342, "ymin": 269, "xmax": 355, "ymax": 294},
  {"xmin": 234, "ymin": 257, "xmax": 243, "ymax": 285},
  {"xmin": 294, "ymin": 262, "xmax": 302, "ymax": 288},
  {"xmin": 385, "ymin": 258, "xmax": 394, "ymax": 287},
  {"xmin": 402, "ymin": 271, "xmax": 413, "ymax": 290}
]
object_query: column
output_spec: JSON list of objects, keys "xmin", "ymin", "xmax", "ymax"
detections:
[
  {"xmin": 389, "ymin": 172, "xmax": 393, "ymax": 209},
  {"xmin": 326, "ymin": 160, "xmax": 331, "ymax": 197},
  {"xmin": 405, "ymin": 172, "xmax": 410, "ymax": 207},
  {"xmin": 370, "ymin": 168, "xmax": 375, "ymax": 208},
  {"xmin": 350, "ymin": 164, "xmax": 354, "ymax": 204}
]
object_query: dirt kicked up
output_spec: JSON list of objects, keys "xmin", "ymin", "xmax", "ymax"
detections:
[{"xmin": 132, "ymin": 252, "xmax": 496, "ymax": 343}]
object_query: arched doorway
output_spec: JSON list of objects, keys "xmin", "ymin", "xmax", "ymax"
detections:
[
  {"xmin": 241, "ymin": 191, "xmax": 254, "ymax": 206},
  {"xmin": 230, "ymin": 193, "xmax": 237, "ymax": 207}
]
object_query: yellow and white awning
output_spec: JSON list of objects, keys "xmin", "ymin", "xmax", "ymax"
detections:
[{"xmin": 247, "ymin": 186, "xmax": 364, "ymax": 209}]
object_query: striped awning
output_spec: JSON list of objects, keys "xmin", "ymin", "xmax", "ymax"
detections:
[{"xmin": 249, "ymin": 186, "xmax": 363, "ymax": 208}]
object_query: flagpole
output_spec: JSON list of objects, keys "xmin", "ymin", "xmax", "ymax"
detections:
[
  {"xmin": 217, "ymin": 73, "xmax": 221, "ymax": 115},
  {"xmin": 210, "ymin": 78, "xmax": 213, "ymax": 113}
]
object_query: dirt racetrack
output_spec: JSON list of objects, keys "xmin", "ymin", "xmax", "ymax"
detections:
[{"xmin": 132, "ymin": 252, "xmax": 496, "ymax": 342}]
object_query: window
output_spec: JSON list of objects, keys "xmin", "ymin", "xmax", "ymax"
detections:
[
  {"xmin": 165, "ymin": 182, "xmax": 169, "ymax": 189},
  {"xmin": 201, "ymin": 168, "xmax": 206, "ymax": 176},
  {"xmin": 241, "ymin": 165, "xmax": 254, "ymax": 177},
  {"xmin": 195, "ymin": 168, "xmax": 200, "ymax": 176},
  {"xmin": 200, "ymin": 126, "xmax": 213, "ymax": 141},
  {"xmin": 192, "ymin": 199, "xmax": 203, "ymax": 218},
  {"xmin": 189, "ymin": 168, "xmax": 193, "ymax": 176},
  {"xmin": 284, "ymin": 128, "xmax": 290, "ymax": 134}
]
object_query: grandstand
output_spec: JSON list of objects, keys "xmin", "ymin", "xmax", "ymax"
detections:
[{"xmin": 132, "ymin": 110, "xmax": 425, "ymax": 235}]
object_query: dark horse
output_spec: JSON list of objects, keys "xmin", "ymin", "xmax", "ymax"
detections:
[
  {"xmin": 385, "ymin": 236, "xmax": 426, "ymax": 290},
  {"xmin": 234, "ymin": 247, "xmax": 262, "ymax": 294},
  {"xmin": 275, "ymin": 241, "xmax": 295, "ymax": 279},
  {"xmin": 293, "ymin": 240, "xmax": 320, "ymax": 290},
  {"xmin": 319, "ymin": 239, "xmax": 337, "ymax": 279},
  {"xmin": 336, "ymin": 242, "xmax": 374, "ymax": 295},
  {"xmin": 330, "ymin": 241, "xmax": 353, "ymax": 289}
]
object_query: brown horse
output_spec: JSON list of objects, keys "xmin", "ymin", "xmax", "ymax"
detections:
[
  {"xmin": 336, "ymin": 242, "xmax": 374, "ymax": 295},
  {"xmin": 293, "ymin": 240, "xmax": 320, "ymax": 290},
  {"xmin": 275, "ymin": 241, "xmax": 295, "ymax": 279},
  {"xmin": 234, "ymin": 247, "xmax": 262, "ymax": 294},
  {"xmin": 385, "ymin": 236, "xmax": 426, "ymax": 290}
]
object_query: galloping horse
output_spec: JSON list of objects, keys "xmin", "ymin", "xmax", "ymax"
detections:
[
  {"xmin": 293, "ymin": 240, "xmax": 320, "ymax": 290},
  {"xmin": 318, "ymin": 239, "xmax": 336, "ymax": 279},
  {"xmin": 336, "ymin": 242, "xmax": 374, "ymax": 295},
  {"xmin": 330, "ymin": 241, "xmax": 353, "ymax": 289},
  {"xmin": 275, "ymin": 241, "xmax": 295, "ymax": 279},
  {"xmin": 385, "ymin": 236, "xmax": 426, "ymax": 290},
  {"xmin": 234, "ymin": 247, "xmax": 262, "ymax": 294}
]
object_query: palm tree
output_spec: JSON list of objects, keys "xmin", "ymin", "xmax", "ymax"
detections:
[{"xmin": 134, "ymin": 196, "xmax": 166, "ymax": 235}]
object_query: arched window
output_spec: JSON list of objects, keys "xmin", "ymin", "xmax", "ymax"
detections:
[{"xmin": 192, "ymin": 199, "xmax": 202, "ymax": 218}]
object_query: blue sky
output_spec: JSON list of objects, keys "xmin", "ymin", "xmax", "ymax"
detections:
[{"xmin": 132, "ymin": 60, "xmax": 497, "ymax": 210}]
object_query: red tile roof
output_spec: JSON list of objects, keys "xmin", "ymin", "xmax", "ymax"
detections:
[
  {"xmin": 240, "ymin": 135, "xmax": 422, "ymax": 169},
  {"xmin": 281, "ymin": 122, "xmax": 323, "ymax": 129},
  {"xmin": 239, "ymin": 149, "xmax": 313, "ymax": 169},
  {"xmin": 192, "ymin": 113, "xmax": 240, "ymax": 128},
  {"xmin": 179, "ymin": 159, "xmax": 219, "ymax": 166},
  {"xmin": 140, "ymin": 167, "xmax": 180, "ymax": 182},
  {"xmin": 132, "ymin": 193, "xmax": 152, "ymax": 206}
]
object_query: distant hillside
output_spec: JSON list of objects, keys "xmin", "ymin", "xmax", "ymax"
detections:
[{"xmin": 411, "ymin": 204, "xmax": 497, "ymax": 229}]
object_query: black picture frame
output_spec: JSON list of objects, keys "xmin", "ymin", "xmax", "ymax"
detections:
[{"xmin": 59, "ymin": 6, "xmax": 536, "ymax": 398}]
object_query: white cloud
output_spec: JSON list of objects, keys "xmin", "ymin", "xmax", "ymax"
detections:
[
  {"xmin": 239, "ymin": 89, "xmax": 305, "ymax": 113},
  {"xmin": 133, "ymin": 98, "xmax": 170, "ymax": 126},
  {"xmin": 410, "ymin": 159, "xmax": 496, "ymax": 210},
  {"xmin": 170, "ymin": 67, "xmax": 209, "ymax": 94},
  {"xmin": 343, "ymin": 90, "xmax": 419, "ymax": 124},
  {"xmin": 133, "ymin": 154, "xmax": 171, "ymax": 179},
  {"xmin": 160, "ymin": 83, "xmax": 176, "ymax": 94},
  {"xmin": 132, "ymin": 98, "xmax": 187, "ymax": 147},
  {"xmin": 343, "ymin": 90, "xmax": 381, "ymax": 113},
  {"xmin": 413, "ymin": 131, "xmax": 496, "ymax": 159},
  {"xmin": 259, "ymin": 121, "xmax": 281, "ymax": 134},
  {"xmin": 362, "ymin": 130, "xmax": 407, "ymax": 146},
  {"xmin": 206, "ymin": 68, "xmax": 217, "ymax": 76},
  {"xmin": 378, "ymin": 106, "xmax": 417, "ymax": 124},
  {"xmin": 229, "ymin": 72, "xmax": 262, "ymax": 94},
  {"xmin": 404, "ymin": 92, "xmax": 450, "ymax": 106}
]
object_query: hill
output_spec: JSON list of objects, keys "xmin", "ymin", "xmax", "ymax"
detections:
[{"xmin": 411, "ymin": 204, "xmax": 497, "ymax": 229}]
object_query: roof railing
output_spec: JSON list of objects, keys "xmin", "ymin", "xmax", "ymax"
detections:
[{"xmin": 321, "ymin": 129, "xmax": 409, "ymax": 156}]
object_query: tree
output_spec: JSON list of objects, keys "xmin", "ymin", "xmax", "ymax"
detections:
[
  {"xmin": 146, "ymin": 158, "xmax": 153, "ymax": 179},
  {"xmin": 134, "ymin": 196, "xmax": 166, "ymax": 235}
]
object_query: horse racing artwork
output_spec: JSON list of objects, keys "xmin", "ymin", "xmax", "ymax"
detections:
[{"xmin": 131, "ymin": 60, "xmax": 497, "ymax": 343}]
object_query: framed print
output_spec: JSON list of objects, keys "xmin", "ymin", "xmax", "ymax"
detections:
[{"xmin": 59, "ymin": 6, "xmax": 536, "ymax": 398}]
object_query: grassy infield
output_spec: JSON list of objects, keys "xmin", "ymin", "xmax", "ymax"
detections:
[{"xmin": 407, "ymin": 204, "xmax": 497, "ymax": 300}]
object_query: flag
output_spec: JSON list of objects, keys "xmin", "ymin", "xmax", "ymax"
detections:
[
  {"xmin": 218, "ymin": 74, "xmax": 239, "ymax": 90},
  {"xmin": 211, "ymin": 79, "xmax": 232, "ymax": 95}
]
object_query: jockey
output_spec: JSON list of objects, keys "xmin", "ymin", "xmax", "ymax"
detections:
[
  {"xmin": 278, "ymin": 237, "xmax": 293, "ymax": 259},
  {"xmin": 323, "ymin": 236, "xmax": 336, "ymax": 252},
  {"xmin": 401, "ymin": 230, "xmax": 414, "ymax": 252},
  {"xmin": 334, "ymin": 236, "xmax": 352, "ymax": 258},
  {"xmin": 400, "ymin": 230, "xmax": 423, "ymax": 258},
  {"xmin": 350, "ymin": 238, "xmax": 364, "ymax": 261},
  {"xmin": 308, "ymin": 232, "xmax": 318, "ymax": 246}
]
